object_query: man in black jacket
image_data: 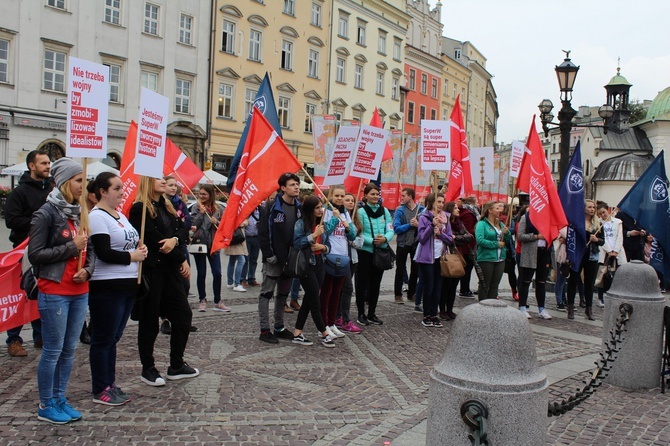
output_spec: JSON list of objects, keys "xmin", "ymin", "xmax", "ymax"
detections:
[
  {"xmin": 257, "ymin": 173, "xmax": 301, "ymax": 344},
  {"xmin": 4, "ymin": 150, "xmax": 52, "ymax": 357}
]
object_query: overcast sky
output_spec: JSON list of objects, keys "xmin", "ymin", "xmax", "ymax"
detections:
[{"xmin": 440, "ymin": 0, "xmax": 670, "ymax": 144}]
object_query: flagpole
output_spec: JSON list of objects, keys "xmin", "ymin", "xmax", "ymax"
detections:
[
  {"xmin": 352, "ymin": 178, "xmax": 365, "ymax": 217},
  {"xmin": 137, "ymin": 201, "xmax": 147, "ymax": 284},
  {"xmin": 300, "ymin": 166, "xmax": 334, "ymax": 210},
  {"xmin": 77, "ymin": 158, "xmax": 88, "ymax": 270},
  {"xmin": 172, "ymin": 169, "xmax": 219, "ymax": 228},
  {"xmin": 506, "ymin": 185, "xmax": 517, "ymax": 230}
]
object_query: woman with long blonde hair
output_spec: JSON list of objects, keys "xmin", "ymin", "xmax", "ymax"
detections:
[{"xmin": 129, "ymin": 176, "xmax": 198, "ymax": 387}]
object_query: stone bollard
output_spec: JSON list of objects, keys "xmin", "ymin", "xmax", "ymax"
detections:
[
  {"xmin": 603, "ymin": 260, "xmax": 665, "ymax": 389},
  {"xmin": 427, "ymin": 300, "xmax": 547, "ymax": 446}
]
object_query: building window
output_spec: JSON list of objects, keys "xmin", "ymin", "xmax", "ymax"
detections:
[
  {"xmin": 354, "ymin": 64, "xmax": 363, "ymax": 89},
  {"xmin": 141, "ymin": 71, "xmax": 158, "ymax": 91},
  {"xmin": 283, "ymin": 0, "xmax": 295, "ymax": 15},
  {"xmin": 144, "ymin": 3, "xmax": 159, "ymax": 35},
  {"xmin": 552, "ymin": 143, "xmax": 557, "ymax": 153},
  {"xmin": 104, "ymin": 0, "xmax": 121, "ymax": 25},
  {"xmin": 175, "ymin": 79, "xmax": 191, "ymax": 114},
  {"xmin": 376, "ymin": 71, "xmax": 384, "ymax": 95},
  {"xmin": 48, "ymin": 0, "xmax": 65, "ymax": 10},
  {"xmin": 336, "ymin": 57, "xmax": 345, "ymax": 83},
  {"xmin": 393, "ymin": 38, "xmax": 401, "ymax": 61},
  {"xmin": 430, "ymin": 108, "xmax": 437, "ymax": 120},
  {"xmin": 407, "ymin": 102, "xmax": 415, "ymax": 124},
  {"xmin": 218, "ymin": 83, "xmax": 233, "ymax": 118},
  {"xmin": 104, "ymin": 63, "xmax": 121, "ymax": 103},
  {"xmin": 249, "ymin": 29, "xmax": 262, "ymax": 62},
  {"xmin": 278, "ymin": 96, "xmax": 291, "ymax": 129},
  {"xmin": 179, "ymin": 13, "xmax": 193, "ymax": 45},
  {"xmin": 43, "ymin": 49, "xmax": 66, "ymax": 92},
  {"xmin": 431, "ymin": 78, "xmax": 438, "ymax": 98},
  {"xmin": 443, "ymin": 79, "xmax": 448, "ymax": 97},
  {"xmin": 454, "ymin": 48, "xmax": 461, "ymax": 59},
  {"xmin": 357, "ymin": 21, "xmax": 366, "ymax": 46},
  {"xmin": 408, "ymin": 69, "xmax": 415, "ymax": 90},
  {"xmin": 378, "ymin": 31, "xmax": 386, "ymax": 55},
  {"xmin": 0, "ymin": 39, "xmax": 8, "ymax": 83},
  {"xmin": 551, "ymin": 160, "xmax": 556, "ymax": 173},
  {"xmin": 420, "ymin": 74, "xmax": 427, "ymax": 94},
  {"xmin": 222, "ymin": 20, "xmax": 235, "ymax": 54},
  {"xmin": 453, "ymin": 83, "xmax": 457, "ymax": 98},
  {"xmin": 338, "ymin": 14, "xmax": 348, "ymax": 38},
  {"xmin": 244, "ymin": 88, "xmax": 257, "ymax": 118},
  {"xmin": 311, "ymin": 2, "xmax": 321, "ymax": 27},
  {"xmin": 308, "ymin": 49, "xmax": 319, "ymax": 78},
  {"xmin": 391, "ymin": 77, "xmax": 399, "ymax": 100},
  {"xmin": 305, "ymin": 103, "xmax": 316, "ymax": 133},
  {"xmin": 280, "ymin": 40, "xmax": 293, "ymax": 70},
  {"xmin": 420, "ymin": 105, "xmax": 426, "ymax": 121}
]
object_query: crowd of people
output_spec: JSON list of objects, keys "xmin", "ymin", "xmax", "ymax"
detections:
[{"xmin": 3, "ymin": 155, "xmax": 667, "ymax": 424}]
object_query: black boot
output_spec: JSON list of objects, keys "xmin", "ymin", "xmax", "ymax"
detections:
[
  {"xmin": 567, "ymin": 305, "xmax": 575, "ymax": 320},
  {"xmin": 585, "ymin": 306, "xmax": 595, "ymax": 321},
  {"xmin": 80, "ymin": 321, "xmax": 91, "ymax": 344}
]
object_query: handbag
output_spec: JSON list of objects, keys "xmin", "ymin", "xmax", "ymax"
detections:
[
  {"xmin": 284, "ymin": 246, "xmax": 310, "ymax": 278},
  {"xmin": 367, "ymin": 211, "xmax": 395, "ymax": 270},
  {"xmin": 595, "ymin": 255, "xmax": 617, "ymax": 290},
  {"xmin": 324, "ymin": 253, "xmax": 351, "ymax": 277},
  {"xmin": 440, "ymin": 246, "xmax": 466, "ymax": 278},
  {"xmin": 188, "ymin": 244, "xmax": 208, "ymax": 254},
  {"xmin": 19, "ymin": 246, "xmax": 38, "ymax": 300},
  {"xmin": 231, "ymin": 227, "xmax": 246, "ymax": 245}
]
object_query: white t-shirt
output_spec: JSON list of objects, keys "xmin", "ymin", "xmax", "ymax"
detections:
[
  {"xmin": 89, "ymin": 207, "xmax": 140, "ymax": 281},
  {"xmin": 603, "ymin": 220, "xmax": 615, "ymax": 250},
  {"xmin": 324, "ymin": 208, "xmax": 352, "ymax": 257}
]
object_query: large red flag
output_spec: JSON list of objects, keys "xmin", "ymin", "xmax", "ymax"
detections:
[
  {"xmin": 118, "ymin": 121, "xmax": 140, "ymax": 216},
  {"xmin": 445, "ymin": 95, "xmax": 474, "ymax": 201},
  {"xmin": 0, "ymin": 239, "xmax": 40, "ymax": 332},
  {"xmin": 517, "ymin": 117, "xmax": 567, "ymax": 242},
  {"xmin": 163, "ymin": 139, "xmax": 203, "ymax": 192},
  {"xmin": 370, "ymin": 107, "xmax": 393, "ymax": 161},
  {"xmin": 211, "ymin": 107, "xmax": 302, "ymax": 252}
]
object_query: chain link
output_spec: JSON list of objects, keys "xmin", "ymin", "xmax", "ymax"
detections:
[{"xmin": 461, "ymin": 400, "xmax": 490, "ymax": 445}]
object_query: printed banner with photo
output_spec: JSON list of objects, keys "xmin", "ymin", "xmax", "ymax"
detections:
[
  {"xmin": 66, "ymin": 57, "xmax": 110, "ymax": 158},
  {"xmin": 399, "ymin": 135, "xmax": 418, "ymax": 196},
  {"xmin": 380, "ymin": 130, "xmax": 403, "ymax": 209},
  {"xmin": 311, "ymin": 115, "xmax": 338, "ymax": 188},
  {"xmin": 134, "ymin": 88, "xmax": 169, "ymax": 179}
]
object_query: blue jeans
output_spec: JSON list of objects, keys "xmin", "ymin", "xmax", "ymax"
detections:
[
  {"xmin": 227, "ymin": 254, "xmax": 246, "ymax": 287},
  {"xmin": 241, "ymin": 236, "xmax": 260, "ymax": 283},
  {"xmin": 37, "ymin": 292, "xmax": 88, "ymax": 406},
  {"xmin": 6, "ymin": 319, "xmax": 42, "ymax": 346},
  {"xmin": 418, "ymin": 261, "xmax": 443, "ymax": 318},
  {"xmin": 555, "ymin": 269, "xmax": 567, "ymax": 305},
  {"xmin": 193, "ymin": 252, "xmax": 222, "ymax": 303},
  {"xmin": 290, "ymin": 277, "xmax": 301, "ymax": 301},
  {"xmin": 88, "ymin": 284, "xmax": 135, "ymax": 395}
]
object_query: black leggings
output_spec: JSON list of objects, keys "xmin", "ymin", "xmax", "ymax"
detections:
[
  {"xmin": 518, "ymin": 248, "xmax": 551, "ymax": 309},
  {"xmin": 296, "ymin": 259, "xmax": 326, "ymax": 333},
  {"xmin": 355, "ymin": 250, "xmax": 385, "ymax": 317},
  {"xmin": 567, "ymin": 254, "xmax": 598, "ymax": 308},
  {"xmin": 440, "ymin": 277, "xmax": 458, "ymax": 313}
]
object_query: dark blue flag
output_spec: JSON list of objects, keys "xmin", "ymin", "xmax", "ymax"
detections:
[
  {"xmin": 558, "ymin": 141, "xmax": 586, "ymax": 270},
  {"xmin": 649, "ymin": 237, "xmax": 665, "ymax": 278},
  {"xmin": 617, "ymin": 151, "xmax": 670, "ymax": 277},
  {"xmin": 226, "ymin": 73, "xmax": 282, "ymax": 189}
]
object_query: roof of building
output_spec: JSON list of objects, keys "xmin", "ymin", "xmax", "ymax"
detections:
[
  {"xmin": 588, "ymin": 126, "xmax": 654, "ymax": 152},
  {"xmin": 605, "ymin": 68, "xmax": 632, "ymax": 87},
  {"xmin": 592, "ymin": 152, "xmax": 655, "ymax": 182},
  {"xmin": 638, "ymin": 86, "xmax": 670, "ymax": 124}
]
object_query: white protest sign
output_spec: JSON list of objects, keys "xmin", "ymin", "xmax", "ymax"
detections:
[
  {"xmin": 135, "ymin": 88, "xmax": 169, "ymax": 179},
  {"xmin": 509, "ymin": 140, "xmax": 527, "ymax": 178},
  {"xmin": 323, "ymin": 125, "xmax": 360, "ymax": 186},
  {"xmin": 470, "ymin": 147, "xmax": 495, "ymax": 185},
  {"xmin": 349, "ymin": 125, "xmax": 388, "ymax": 180},
  {"xmin": 66, "ymin": 57, "xmax": 110, "ymax": 158},
  {"xmin": 420, "ymin": 119, "xmax": 451, "ymax": 171}
]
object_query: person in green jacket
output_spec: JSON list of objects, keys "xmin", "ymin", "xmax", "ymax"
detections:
[
  {"xmin": 355, "ymin": 183, "xmax": 395, "ymax": 325},
  {"xmin": 475, "ymin": 202, "xmax": 511, "ymax": 300}
]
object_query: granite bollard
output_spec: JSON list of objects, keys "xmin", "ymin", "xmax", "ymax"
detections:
[
  {"xmin": 427, "ymin": 299, "xmax": 547, "ymax": 445},
  {"xmin": 603, "ymin": 260, "xmax": 666, "ymax": 389}
]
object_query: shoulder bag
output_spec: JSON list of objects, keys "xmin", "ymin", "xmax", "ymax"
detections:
[
  {"xmin": 324, "ymin": 253, "xmax": 351, "ymax": 277},
  {"xmin": 440, "ymin": 245, "xmax": 466, "ymax": 278},
  {"xmin": 284, "ymin": 245, "xmax": 310, "ymax": 278},
  {"xmin": 368, "ymin": 211, "xmax": 395, "ymax": 271}
]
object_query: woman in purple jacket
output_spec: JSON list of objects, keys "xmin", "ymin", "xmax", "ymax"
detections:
[{"xmin": 415, "ymin": 193, "xmax": 453, "ymax": 328}]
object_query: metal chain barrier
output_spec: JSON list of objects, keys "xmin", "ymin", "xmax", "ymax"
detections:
[
  {"xmin": 548, "ymin": 303, "xmax": 634, "ymax": 417},
  {"xmin": 460, "ymin": 400, "xmax": 490, "ymax": 446}
]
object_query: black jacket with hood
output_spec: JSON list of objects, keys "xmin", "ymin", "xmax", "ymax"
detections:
[{"xmin": 4, "ymin": 172, "xmax": 54, "ymax": 247}]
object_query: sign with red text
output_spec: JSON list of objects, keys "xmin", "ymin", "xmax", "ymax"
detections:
[
  {"xmin": 509, "ymin": 140, "xmax": 527, "ymax": 178},
  {"xmin": 135, "ymin": 88, "xmax": 169, "ymax": 178},
  {"xmin": 66, "ymin": 57, "xmax": 110, "ymax": 158},
  {"xmin": 349, "ymin": 125, "xmax": 388, "ymax": 180},
  {"xmin": 323, "ymin": 125, "xmax": 360, "ymax": 186},
  {"xmin": 420, "ymin": 119, "xmax": 451, "ymax": 171}
]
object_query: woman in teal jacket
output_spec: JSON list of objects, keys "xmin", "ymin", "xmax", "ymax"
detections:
[
  {"xmin": 355, "ymin": 183, "xmax": 395, "ymax": 326},
  {"xmin": 475, "ymin": 202, "xmax": 511, "ymax": 300}
]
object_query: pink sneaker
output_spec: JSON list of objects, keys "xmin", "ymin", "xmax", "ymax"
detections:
[
  {"xmin": 334, "ymin": 317, "xmax": 344, "ymax": 328},
  {"xmin": 341, "ymin": 321, "xmax": 362, "ymax": 333}
]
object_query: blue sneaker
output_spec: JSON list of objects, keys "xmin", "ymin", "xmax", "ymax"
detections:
[
  {"xmin": 38, "ymin": 398, "xmax": 71, "ymax": 424},
  {"xmin": 57, "ymin": 396, "xmax": 82, "ymax": 421}
]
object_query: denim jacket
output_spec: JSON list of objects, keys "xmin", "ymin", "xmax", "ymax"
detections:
[{"xmin": 292, "ymin": 218, "xmax": 331, "ymax": 265}]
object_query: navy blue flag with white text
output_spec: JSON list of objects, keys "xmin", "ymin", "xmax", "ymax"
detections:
[
  {"xmin": 649, "ymin": 237, "xmax": 666, "ymax": 278},
  {"xmin": 618, "ymin": 151, "xmax": 670, "ymax": 278},
  {"xmin": 227, "ymin": 73, "xmax": 282, "ymax": 189},
  {"xmin": 558, "ymin": 141, "xmax": 586, "ymax": 270}
]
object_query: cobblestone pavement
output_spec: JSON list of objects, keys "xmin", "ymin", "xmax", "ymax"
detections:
[{"xmin": 2, "ymin": 228, "xmax": 670, "ymax": 444}]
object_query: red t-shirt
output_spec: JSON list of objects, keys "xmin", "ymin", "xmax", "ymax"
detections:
[{"xmin": 38, "ymin": 220, "xmax": 89, "ymax": 296}]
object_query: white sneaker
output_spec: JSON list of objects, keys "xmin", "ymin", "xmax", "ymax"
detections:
[
  {"xmin": 325, "ymin": 326, "xmax": 336, "ymax": 339},
  {"xmin": 521, "ymin": 309, "xmax": 531, "ymax": 319},
  {"xmin": 329, "ymin": 325, "xmax": 346, "ymax": 338},
  {"xmin": 226, "ymin": 284, "xmax": 234, "ymax": 289},
  {"xmin": 538, "ymin": 309, "xmax": 553, "ymax": 320},
  {"xmin": 232, "ymin": 285, "xmax": 247, "ymax": 292},
  {"xmin": 598, "ymin": 300, "xmax": 605, "ymax": 308}
]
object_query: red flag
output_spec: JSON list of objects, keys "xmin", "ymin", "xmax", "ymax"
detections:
[
  {"xmin": 0, "ymin": 239, "xmax": 40, "ymax": 332},
  {"xmin": 163, "ymin": 139, "xmax": 203, "ymax": 193},
  {"xmin": 211, "ymin": 107, "xmax": 302, "ymax": 252},
  {"xmin": 519, "ymin": 117, "xmax": 567, "ymax": 242},
  {"xmin": 370, "ymin": 107, "xmax": 393, "ymax": 161},
  {"xmin": 445, "ymin": 95, "xmax": 474, "ymax": 201},
  {"xmin": 118, "ymin": 121, "xmax": 140, "ymax": 217}
]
